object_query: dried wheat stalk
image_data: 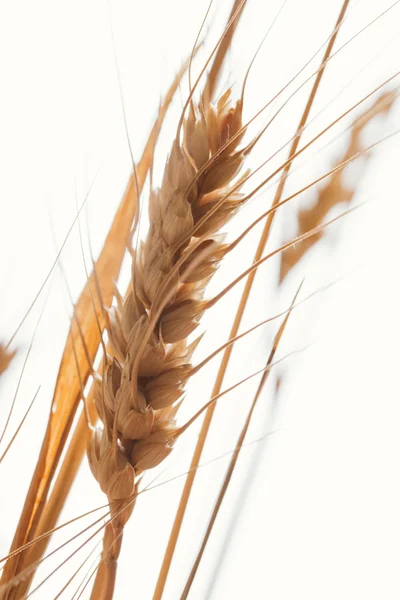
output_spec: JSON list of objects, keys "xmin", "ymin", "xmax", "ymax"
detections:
[{"xmin": 88, "ymin": 86, "xmax": 252, "ymax": 598}]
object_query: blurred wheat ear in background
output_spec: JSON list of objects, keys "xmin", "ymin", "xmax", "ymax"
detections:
[
  {"xmin": 0, "ymin": 0, "xmax": 399, "ymax": 598},
  {"xmin": 0, "ymin": 347, "xmax": 15, "ymax": 378}
]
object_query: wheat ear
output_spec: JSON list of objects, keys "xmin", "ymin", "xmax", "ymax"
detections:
[
  {"xmin": 87, "ymin": 82, "xmax": 253, "ymax": 597},
  {"xmin": 280, "ymin": 90, "xmax": 396, "ymax": 281}
]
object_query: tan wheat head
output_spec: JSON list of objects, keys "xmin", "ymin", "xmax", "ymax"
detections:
[{"xmin": 87, "ymin": 86, "xmax": 254, "ymax": 596}]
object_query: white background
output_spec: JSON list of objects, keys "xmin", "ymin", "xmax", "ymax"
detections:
[{"xmin": 0, "ymin": 0, "xmax": 400, "ymax": 598}]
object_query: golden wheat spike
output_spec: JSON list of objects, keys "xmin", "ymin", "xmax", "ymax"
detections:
[{"xmin": 88, "ymin": 7, "xmax": 250, "ymax": 599}]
